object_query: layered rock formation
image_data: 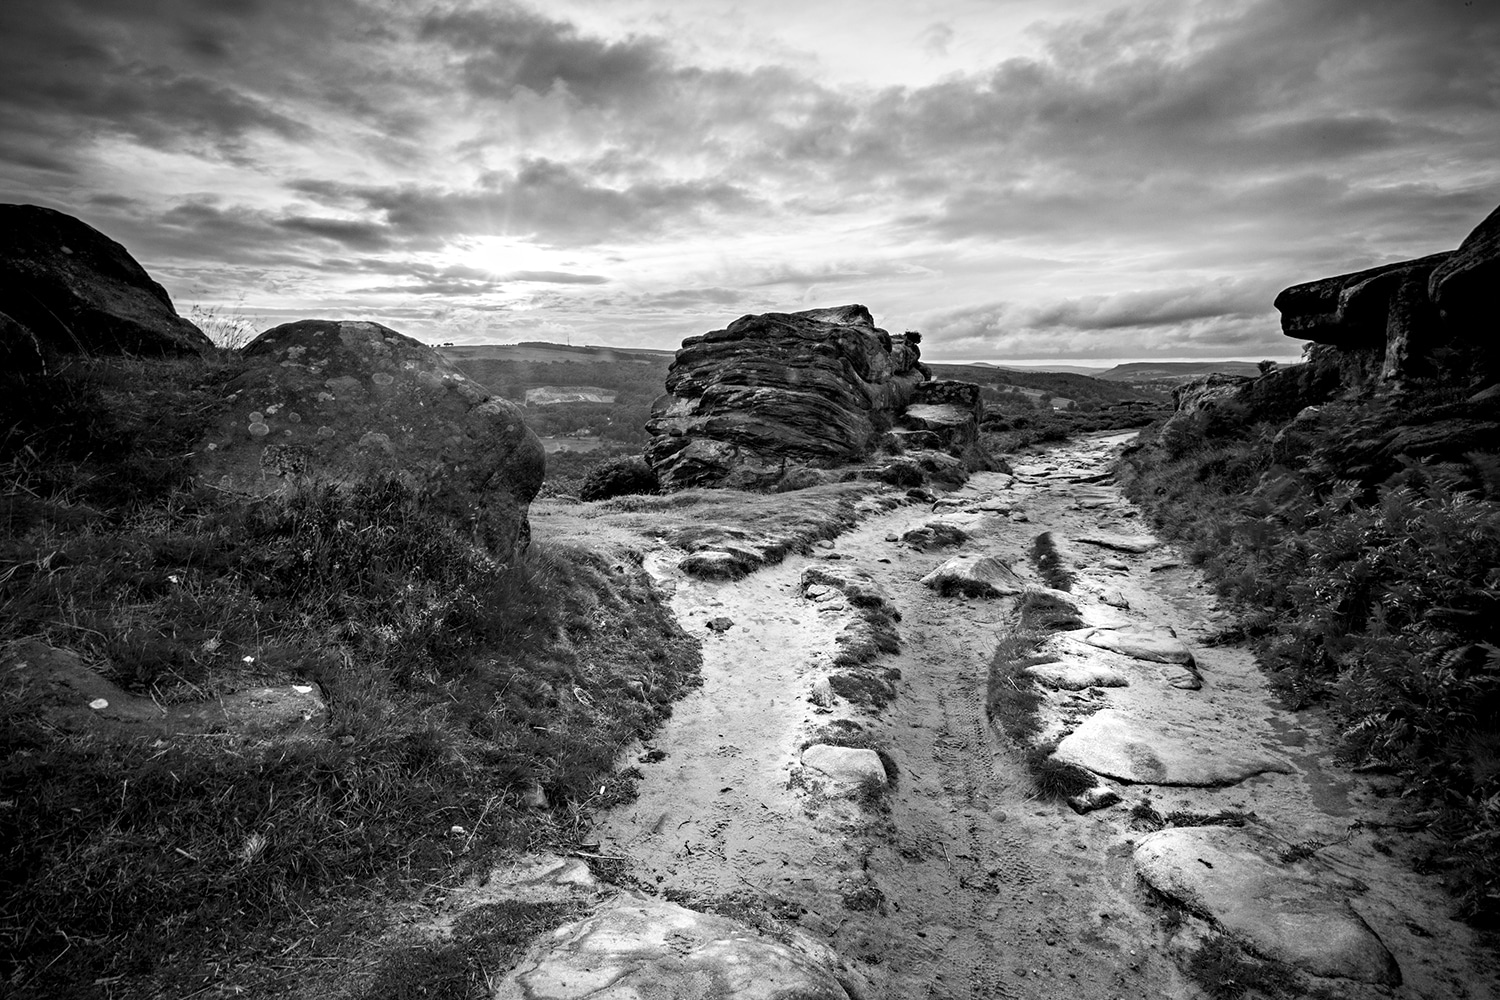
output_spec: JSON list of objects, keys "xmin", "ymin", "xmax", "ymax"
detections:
[
  {"xmin": 647, "ymin": 305, "xmax": 990, "ymax": 490},
  {"xmin": 0, "ymin": 203, "xmax": 210, "ymax": 356},
  {"xmin": 193, "ymin": 320, "xmax": 544, "ymax": 560},
  {"xmin": 1275, "ymin": 202, "xmax": 1500, "ymax": 385}
]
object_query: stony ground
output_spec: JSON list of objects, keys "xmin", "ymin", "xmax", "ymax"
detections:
[{"xmin": 370, "ymin": 432, "xmax": 1498, "ymax": 1000}]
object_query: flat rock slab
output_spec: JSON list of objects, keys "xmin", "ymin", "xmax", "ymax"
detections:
[
  {"xmin": 802, "ymin": 744, "xmax": 887, "ymax": 793},
  {"xmin": 3, "ymin": 640, "xmax": 325, "ymax": 737},
  {"xmin": 496, "ymin": 894, "xmax": 851, "ymax": 1000},
  {"xmin": 1024, "ymin": 659, "xmax": 1129, "ymax": 690},
  {"xmin": 1076, "ymin": 533, "xmax": 1159, "ymax": 553},
  {"xmin": 920, "ymin": 554, "xmax": 1024, "ymax": 598},
  {"xmin": 1053, "ymin": 709, "xmax": 1292, "ymax": 786},
  {"xmin": 1135, "ymin": 827, "xmax": 1401, "ymax": 985},
  {"xmin": 1084, "ymin": 625, "xmax": 1194, "ymax": 664}
]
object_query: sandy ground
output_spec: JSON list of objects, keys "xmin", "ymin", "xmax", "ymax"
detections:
[{"xmin": 591, "ymin": 433, "xmax": 1500, "ymax": 1000}]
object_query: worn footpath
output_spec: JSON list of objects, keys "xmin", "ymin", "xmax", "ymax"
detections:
[{"xmin": 488, "ymin": 433, "xmax": 1498, "ymax": 999}]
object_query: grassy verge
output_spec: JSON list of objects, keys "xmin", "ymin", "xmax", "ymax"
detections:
[
  {"xmin": 0, "ymin": 356, "xmax": 701, "ymax": 997},
  {"xmin": 984, "ymin": 592, "xmax": 1097, "ymax": 800},
  {"xmin": 1119, "ymin": 373, "xmax": 1500, "ymax": 922}
]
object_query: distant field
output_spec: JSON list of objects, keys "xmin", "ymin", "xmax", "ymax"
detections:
[
  {"xmin": 1098, "ymin": 360, "xmax": 1265, "ymax": 382},
  {"xmin": 440, "ymin": 342, "xmax": 675, "ymax": 365}
]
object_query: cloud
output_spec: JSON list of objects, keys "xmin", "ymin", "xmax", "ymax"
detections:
[
  {"xmin": 418, "ymin": 7, "xmax": 672, "ymax": 107},
  {"xmin": 290, "ymin": 161, "xmax": 760, "ymax": 246}
]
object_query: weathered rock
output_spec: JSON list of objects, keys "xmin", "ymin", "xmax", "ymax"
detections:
[
  {"xmin": 0, "ymin": 204, "xmax": 211, "ymax": 356},
  {"xmin": 898, "ymin": 379, "xmax": 984, "ymax": 458},
  {"xmin": 1276, "ymin": 202, "xmax": 1500, "ymax": 382},
  {"xmin": 1076, "ymin": 533, "xmax": 1158, "ymax": 554},
  {"xmin": 192, "ymin": 320, "xmax": 543, "ymax": 561},
  {"xmin": 2, "ymin": 640, "xmax": 325, "ymax": 738},
  {"xmin": 1067, "ymin": 786, "xmax": 1122, "ymax": 815},
  {"xmin": 1023, "ymin": 659, "xmax": 1128, "ymax": 690},
  {"xmin": 801, "ymin": 566, "xmax": 896, "ymax": 614},
  {"xmin": 1135, "ymin": 827, "xmax": 1401, "ymax": 985},
  {"xmin": 802, "ymin": 744, "xmax": 887, "ymax": 793},
  {"xmin": 646, "ymin": 305, "xmax": 926, "ymax": 489},
  {"xmin": 1431, "ymin": 203, "xmax": 1500, "ymax": 339},
  {"xmin": 1053, "ymin": 709, "xmax": 1292, "ymax": 786},
  {"xmin": 900, "ymin": 520, "xmax": 970, "ymax": 551},
  {"xmin": 919, "ymin": 554, "xmax": 1025, "ymax": 598},
  {"xmin": 495, "ymin": 894, "xmax": 851, "ymax": 1000},
  {"xmin": 1083, "ymin": 625, "xmax": 1193, "ymax": 664}
]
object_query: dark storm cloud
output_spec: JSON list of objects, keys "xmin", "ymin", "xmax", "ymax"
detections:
[
  {"xmin": 418, "ymin": 6, "xmax": 671, "ymax": 105},
  {"xmin": 878, "ymin": 0, "xmax": 1500, "ymax": 251},
  {"xmin": 0, "ymin": 0, "xmax": 315, "ymax": 160},
  {"xmin": 1019, "ymin": 281, "xmax": 1271, "ymax": 332},
  {"xmin": 291, "ymin": 161, "xmax": 758, "ymax": 246}
]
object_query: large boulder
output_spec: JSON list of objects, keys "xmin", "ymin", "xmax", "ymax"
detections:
[
  {"xmin": 1275, "ymin": 201, "xmax": 1500, "ymax": 384},
  {"xmin": 496, "ymin": 893, "xmax": 851, "ymax": 1000},
  {"xmin": 192, "ymin": 320, "xmax": 543, "ymax": 560},
  {"xmin": 0, "ymin": 204, "xmax": 210, "ymax": 356},
  {"xmin": 645, "ymin": 305, "xmax": 928, "ymax": 489},
  {"xmin": 894, "ymin": 379, "xmax": 984, "ymax": 459}
]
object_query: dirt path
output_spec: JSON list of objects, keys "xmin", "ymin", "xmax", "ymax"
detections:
[{"xmin": 594, "ymin": 433, "xmax": 1498, "ymax": 1000}]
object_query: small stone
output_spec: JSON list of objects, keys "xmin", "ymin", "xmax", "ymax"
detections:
[
  {"xmin": 1067, "ymin": 786, "xmax": 1122, "ymax": 814},
  {"xmin": 706, "ymin": 617, "xmax": 735, "ymax": 632}
]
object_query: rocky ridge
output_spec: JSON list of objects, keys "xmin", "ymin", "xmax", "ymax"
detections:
[{"xmin": 646, "ymin": 305, "xmax": 990, "ymax": 491}]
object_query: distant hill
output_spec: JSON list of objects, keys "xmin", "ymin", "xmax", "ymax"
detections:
[
  {"xmin": 440, "ymin": 342, "xmax": 675, "ymax": 364},
  {"xmin": 925, "ymin": 363, "xmax": 1165, "ymax": 405},
  {"xmin": 1098, "ymin": 361, "xmax": 1265, "ymax": 383}
]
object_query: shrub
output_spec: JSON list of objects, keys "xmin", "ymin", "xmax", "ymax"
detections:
[{"xmin": 578, "ymin": 455, "xmax": 659, "ymax": 502}]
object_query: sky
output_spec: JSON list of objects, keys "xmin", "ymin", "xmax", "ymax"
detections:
[{"xmin": 1, "ymin": 0, "xmax": 1496, "ymax": 362}]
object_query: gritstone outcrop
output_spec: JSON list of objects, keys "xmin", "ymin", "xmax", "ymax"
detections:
[
  {"xmin": 646, "ymin": 305, "xmax": 987, "ymax": 490},
  {"xmin": 0, "ymin": 203, "xmax": 211, "ymax": 357},
  {"xmin": 1275, "ymin": 202, "xmax": 1500, "ymax": 386},
  {"xmin": 192, "ymin": 319, "xmax": 544, "ymax": 562}
]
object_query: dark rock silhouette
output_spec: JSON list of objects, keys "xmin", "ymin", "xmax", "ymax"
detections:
[
  {"xmin": 1275, "ymin": 202, "xmax": 1500, "ymax": 385},
  {"xmin": 192, "ymin": 319, "xmax": 544, "ymax": 561},
  {"xmin": 0, "ymin": 204, "xmax": 210, "ymax": 356}
]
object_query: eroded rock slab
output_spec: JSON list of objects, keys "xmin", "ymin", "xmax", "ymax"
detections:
[
  {"xmin": 802, "ymin": 744, "xmax": 887, "ymax": 793},
  {"xmin": 1052, "ymin": 709, "xmax": 1292, "ymax": 786},
  {"xmin": 496, "ymin": 894, "xmax": 851, "ymax": 1000},
  {"xmin": 919, "ymin": 554, "xmax": 1024, "ymax": 598},
  {"xmin": 1076, "ymin": 533, "xmax": 1158, "ymax": 554},
  {"xmin": 1084, "ymin": 625, "xmax": 1194, "ymax": 664},
  {"xmin": 2, "ymin": 640, "xmax": 326, "ymax": 738},
  {"xmin": 1135, "ymin": 827, "xmax": 1401, "ymax": 985},
  {"xmin": 1024, "ymin": 659, "xmax": 1129, "ymax": 690}
]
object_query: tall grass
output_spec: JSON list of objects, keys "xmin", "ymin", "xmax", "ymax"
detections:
[{"xmin": 0, "ymin": 355, "xmax": 701, "ymax": 995}]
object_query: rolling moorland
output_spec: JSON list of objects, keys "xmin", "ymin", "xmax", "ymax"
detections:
[{"xmin": 2, "ymin": 201, "xmax": 1498, "ymax": 999}]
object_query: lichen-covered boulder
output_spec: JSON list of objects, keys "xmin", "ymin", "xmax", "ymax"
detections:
[
  {"xmin": 0, "ymin": 204, "xmax": 210, "ymax": 356},
  {"xmin": 645, "ymin": 305, "xmax": 927, "ymax": 489},
  {"xmin": 192, "ymin": 320, "xmax": 543, "ymax": 561}
]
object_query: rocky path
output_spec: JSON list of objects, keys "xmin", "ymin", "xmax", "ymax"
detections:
[{"xmin": 503, "ymin": 433, "xmax": 1499, "ymax": 1000}]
